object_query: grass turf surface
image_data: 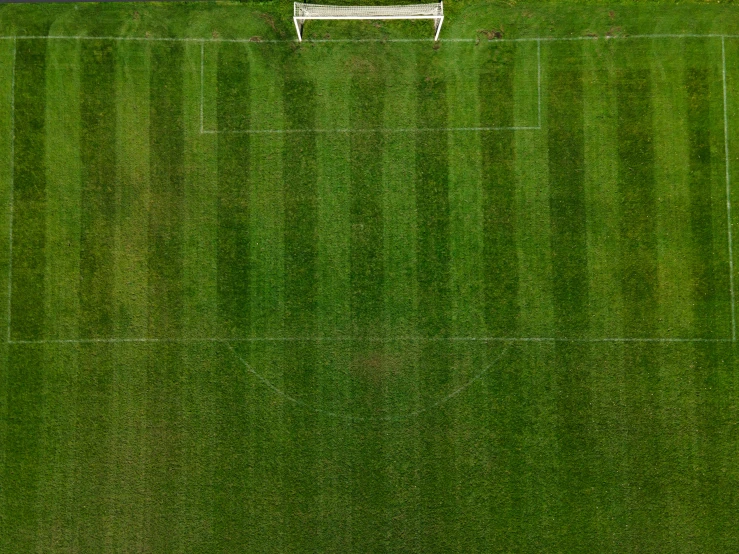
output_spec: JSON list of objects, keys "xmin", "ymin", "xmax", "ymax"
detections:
[{"xmin": 1, "ymin": 1, "xmax": 739, "ymax": 551}]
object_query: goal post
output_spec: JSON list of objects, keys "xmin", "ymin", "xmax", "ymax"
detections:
[{"xmin": 293, "ymin": 2, "xmax": 444, "ymax": 42}]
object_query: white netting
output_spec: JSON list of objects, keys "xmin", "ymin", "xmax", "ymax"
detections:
[{"xmin": 294, "ymin": 2, "xmax": 443, "ymax": 19}]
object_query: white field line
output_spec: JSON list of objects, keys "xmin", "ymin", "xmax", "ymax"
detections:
[
  {"xmin": 2, "ymin": 33, "xmax": 739, "ymax": 44},
  {"xmin": 7, "ymin": 335, "xmax": 733, "ymax": 345},
  {"xmin": 200, "ymin": 126, "xmax": 541, "ymax": 134},
  {"xmin": 200, "ymin": 41, "xmax": 205, "ymax": 134},
  {"xmin": 224, "ymin": 341, "xmax": 513, "ymax": 422},
  {"xmin": 6, "ymin": 39, "xmax": 15, "ymax": 343},
  {"xmin": 722, "ymin": 37, "xmax": 737, "ymax": 342},
  {"xmin": 537, "ymin": 38, "xmax": 542, "ymax": 128}
]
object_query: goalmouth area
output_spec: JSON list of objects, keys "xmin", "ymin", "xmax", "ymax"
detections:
[{"xmin": 1, "ymin": 1, "xmax": 739, "ymax": 552}]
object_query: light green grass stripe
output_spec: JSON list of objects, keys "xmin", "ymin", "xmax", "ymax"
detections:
[
  {"xmin": 381, "ymin": 44, "xmax": 422, "ymax": 552},
  {"xmin": 690, "ymin": 342, "xmax": 738, "ymax": 548},
  {"xmin": 447, "ymin": 44, "xmax": 484, "ymax": 337},
  {"xmin": 583, "ymin": 42, "xmax": 623, "ymax": 338},
  {"xmin": 43, "ymin": 38, "xmax": 80, "ymax": 341},
  {"xmin": 585, "ymin": 342, "xmax": 630, "ymax": 548},
  {"xmin": 107, "ymin": 39, "xmax": 150, "ymax": 550},
  {"xmin": 114, "ymin": 40, "xmax": 150, "ymax": 339},
  {"xmin": 242, "ymin": 46, "xmax": 286, "ymax": 550},
  {"xmin": 651, "ymin": 39, "xmax": 694, "ymax": 338},
  {"xmin": 310, "ymin": 46, "xmax": 353, "ymax": 550},
  {"xmin": 515, "ymin": 41, "xmax": 552, "ymax": 337}
]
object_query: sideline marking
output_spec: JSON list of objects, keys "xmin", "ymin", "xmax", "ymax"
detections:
[
  {"xmin": 3, "ymin": 33, "xmax": 739, "ymax": 44},
  {"xmin": 722, "ymin": 37, "xmax": 737, "ymax": 341},
  {"xmin": 223, "ymin": 341, "xmax": 512, "ymax": 422},
  {"xmin": 6, "ymin": 39, "xmax": 15, "ymax": 343},
  {"xmin": 200, "ymin": 41, "xmax": 205, "ymax": 134},
  {"xmin": 7, "ymin": 335, "xmax": 734, "ymax": 345}
]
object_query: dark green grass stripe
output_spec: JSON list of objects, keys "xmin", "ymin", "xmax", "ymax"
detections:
[
  {"xmin": 617, "ymin": 69, "xmax": 658, "ymax": 336},
  {"xmin": 10, "ymin": 39, "xmax": 46, "ymax": 341},
  {"xmin": 548, "ymin": 46, "xmax": 588, "ymax": 336},
  {"xmin": 480, "ymin": 43, "xmax": 518, "ymax": 335},
  {"xmin": 348, "ymin": 63, "xmax": 388, "ymax": 551},
  {"xmin": 616, "ymin": 62, "xmax": 665, "ymax": 546},
  {"xmin": 350, "ymin": 73, "xmax": 384, "ymax": 336},
  {"xmin": 148, "ymin": 42, "xmax": 185, "ymax": 339},
  {"xmin": 282, "ymin": 74, "xmax": 321, "ymax": 550},
  {"xmin": 217, "ymin": 43, "xmax": 250, "ymax": 337},
  {"xmin": 145, "ymin": 43, "xmax": 186, "ymax": 551},
  {"xmin": 686, "ymin": 66, "xmax": 717, "ymax": 337},
  {"xmin": 79, "ymin": 40, "xmax": 116, "ymax": 339},
  {"xmin": 416, "ymin": 51, "xmax": 455, "ymax": 552},
  {"xmin": 71, "ymin": 39, "xmax": 118, "ymax": 550},
  {"xmin": 2, "ymin": 346, "xmax": 43, "ymax": 551}
]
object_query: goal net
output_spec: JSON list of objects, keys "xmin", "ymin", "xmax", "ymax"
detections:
[{"xmin": 293, "ymin": 2, "xmax": 444, "ymax": 41}]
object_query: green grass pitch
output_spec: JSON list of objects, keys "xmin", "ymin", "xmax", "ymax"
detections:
[{"xmin": 1, "ymin": 1, "xmax": 739, "ymax": 551}]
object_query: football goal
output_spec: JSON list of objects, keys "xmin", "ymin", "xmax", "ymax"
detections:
[{"xmin": 293, "ymin": 2, "xmax": 444, "ymax": 42}]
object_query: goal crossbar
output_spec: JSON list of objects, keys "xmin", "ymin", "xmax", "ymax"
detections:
[{"xmin": 293, "ymin": 2, "xmax": 444, "ymax": 41}]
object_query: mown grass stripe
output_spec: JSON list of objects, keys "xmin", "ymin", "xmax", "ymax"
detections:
[
  {"xmin": 347, "ymin": 57, "xmax": 389, "ymax": 551},
  {"xmin": 617, "ymin": 67, "xmax": 658, "ymax": 336},
  {"xmin": 2, "ymin": 38, "xmax": 46, "ymax": 552},
  {"xmin": 546, "ymin": 42, "xmax": 597, "ymax": 550},
  {"xmin": 686, "ymin": 44, "xmax": 718, "ymax": 338},
  {"xmin": 213, "ymin": 42, "xmax": 255, "ymax": 551},
  {"xmin": 415, "ymin": 49, "xmax": 455, "ymax": 552},
  {"xmin": 217, "ymin": 43, "xmax": 250, "ymax": 337},
  {"xmin": 145, "ymin": 42, "xmax": 186, "ymax": 551},
  {"xmin": 71, "ymin": 39, "xmax": 118, "ymax": 550},
  {"xmin": 44, "ymin": 38, "xmax": 81, "ymax": 341},
  {"xmin": 616, "ymin": 48, "xmax": 667, "ymax": 548},
  {"xmin": 479, "ymin": 43, "xmax": 518, "ymax": 336},
  {"xmin": 548, "ymin": 43, "xmax": 588, "ymax": 336},
  {"xmin": 0, "ymin": 38, "xmax": 14, "ymax": 550},
  {"xmin": 283, "ymin": 71, "xmax": 322, "ymax": 550},
  {"xmin": 10, "ymin": 38, "xmax": 46, "ymax": 341},
  {"xmin": 79, "ymin": 40, "xmax": 116, "ymax": 339}
]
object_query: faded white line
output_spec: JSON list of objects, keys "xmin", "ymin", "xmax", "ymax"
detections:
[
  {"xmin": 723, "ymin": 37, "xmax": 737, "ymax": 341},
  {"xmin": 6, "ymin": 38, "xmax": 15, "ymax": 343}
]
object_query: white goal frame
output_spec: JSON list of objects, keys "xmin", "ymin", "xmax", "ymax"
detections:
[{"xmin": 293, "ymin": 2, "xmax": 444, "ymax": 42}]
